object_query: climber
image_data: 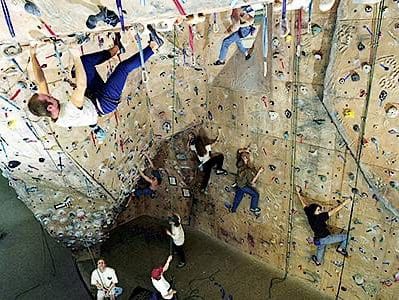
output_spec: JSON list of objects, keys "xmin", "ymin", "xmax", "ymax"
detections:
[
  {"xmin": 295, "ymin": 186, "xmax": 352, "ymax": 266},
  {"xmin": 91, "ymin": 258, "xmax": 123, "ymax": 300},
  {"xmin": 214, "ymin": 1, "xmax": 256, "ymax": 66},
  {"xmin": 151, "ymin": 255, "xmax": 177, "ymax": 299},
  {"xmin": 187, "ymin": 128, "xmax": 228, "ymax": 193},
  {"xmin": 133, "ymin": 153, "xmax": 162, "ymax": 199},
  {"xmin": 229, "ymin": 148, "xmax": 263, "ymax": 216},
  {"xmin": 166, "ymin": 213, "xmax": 186, "ymax": 268},
  {"xmin": 27, "ymin": 25, "xmax": 164, "ymax": 142}
]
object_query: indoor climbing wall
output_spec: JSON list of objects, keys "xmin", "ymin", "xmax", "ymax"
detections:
[{"xmin": 0, "ymin": 0, "xmax": 398, "ymax": 299}]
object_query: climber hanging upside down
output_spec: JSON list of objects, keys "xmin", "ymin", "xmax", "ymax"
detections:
[{"xmin": 27, "ymin": 25, "xmax": 164, "ymax": 142}]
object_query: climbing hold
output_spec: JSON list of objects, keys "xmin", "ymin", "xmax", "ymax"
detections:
[
  {"xmin": 268, "ymin": 111, "xmax": 279, "ymax": 121},
  {"xmin": 348, "ymin": 172, "xmax": 355, "ymax": 180},
  {"xmin": 389, "ymin": 181, "xmax": 399, "ymax": 190},
  {"xmin": 284, "ymin": 109, "xmax": 292, "ymax": 119},
  {"xmin": 2, "ymin": 44, "xmax": 22, "ymax": 57},
  {"xmin": 8, "ymin": 160, "xmax": 21, "ymax": 168},
  {"xmin": 311, "ymin": 24, "xmax": 322, "ymax": 36},
  {"xmin": 283, "ymin": 131, "xmax": 289, "ymax": 140},
  {"xmin": 207, "ymin": 111, "xmax": 213, "ymax": 121},
  {"xmin": 343, "ymin": 108, "xmax": 355, "ymax": 118},
  {"xmin": 357, "ymin": 42, "xmax": 365, "ymax": 51},
  {"xmin": 162, "ymin": 121, "xmax": 171, "ymax": 133},
  {"xmin": 7, "ymin": 119, "xmax": 17, "ymax": 129},
  {"xmin": 378, "ymin": 90, "xmax": 387, "ymax": 106},
  {"xmin": 351, "ymin": 72, "xmax": 360, "ymax": 82},
  {"xmin": 362, "ymin": 63, "xmax": 371, "ymax": 73},
  {"xmin": 269, "ymin": 165, "xmax": 276, "ymax": 171},
  {"xmin": 318, "ymin": 175, "xmax": 327, "ymax": 182},
  {"xmin": 385, "ymin": 104, "xmax": 398, "ymax": 118},
  {"xmin": 272, "ymin": 37, "xmax": 280, "ymax": 47},
  {"xmin": 38, "ymin": 158, "xmax": 45, "ymax": 163},
  {"xmin": 353, "ymin": 124, "xmax": 360, "ymax": 132},
  {"xmin": 24, "ymin": 1, "xmax": 41, "ymax": 16},
  {"xmin": 314, "ymin": 51, "xmax": 322, "ymax": 60},
  {"xmin": 353, "ymin": 274, "xmax": 364, "ymax": 286},
  {"xmin": 365, "ymin": 5, "xmax": 372, "ymax": 13}
]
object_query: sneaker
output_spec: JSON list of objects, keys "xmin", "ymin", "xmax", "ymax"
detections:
[
  {"xmin": 250, "ymin": 207, "xmax": 261, "ymax": 213},
  {"xmin": 93, "ymin": 126, "xmax": 106, "ymax": 143},
  {"xmin": 336, "ymin": 247, "xmax": 348, "ymax": 257},
  {"xmin": 113, "ymin": 32, "xmax": 126, "ymax": 54},
  {"xmin": 214, "ymin": 60, "xmax": 225, "ymax": 66},
  {"xmin": 177, "ymin": 262, "xmax": 186, "ymax": 268},
  {"xmin": 245, "ymin": 53, "xmax": 251, "ymax": 60},
  {"xmin": 215, "ymin": 169, "xmax": 228, "ymax": 175},
  {"xmin": 147, "ymin": 24, "xmax": 164, "ymax": 48},
  {"xmin": 311, "ymin": 255, "xmax": 321, "ymax": 266}
]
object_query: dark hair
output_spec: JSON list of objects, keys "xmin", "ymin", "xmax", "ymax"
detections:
[
  {"xmin": 305, "ymin": 203, "xmax": 321, "ymax": 217},
  {"xmin": 28, "ymin": 93, "xmax": 51, "ymax": 117},
  {"xmin": 151, "ymin": 170, "xmax": 162, "ymax": 184},
  {"xmin": 168, "ymin": 214, "xmax": 180, "ymax": 226},
  {"xmin": 193, "ymin": 128, "xmax": 216, "ymax": 157}
]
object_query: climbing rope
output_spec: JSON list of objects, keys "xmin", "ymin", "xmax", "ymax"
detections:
[
  {"xmin": 134, "ymin": 31, "xmax": 149, "ymax": 84},
  {"xmin": 268, "ymin": 9, "xmax": 301, "ymax": 298},
  {"xmin": 335, "ymin": 1, "xmax": 385, "ymax": 299},
  {"xmin": 115, "ymin": 0, "xmax": 125, "ymax": 32},
  {"xmin": 262, "ymin": 4, "xmax": 268, "ymax": 77},
  {"xmin": 171, "ymin": 24, "xmax": 177, "ymax": 135}
]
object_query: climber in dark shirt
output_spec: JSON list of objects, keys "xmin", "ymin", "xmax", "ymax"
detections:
[{"xmin": 296, "ymin": 186, "xmax": 352, "ymax": 266}]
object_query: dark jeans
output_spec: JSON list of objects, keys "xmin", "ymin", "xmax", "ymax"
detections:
[
  {"xmin": 81, "ymin": 46, "xmax": 154, "ymax": 114},
  {"xmin": 200, "ymin": 153, "xmax": 224, "ymax": 189},
  {"xmin": 173, "ymin": 243, "xmax": 186, "ymax": 264},
  {"xmin": 232, "ymin": 185, "xmax": 259, "ymax": 212},
  {"xmin": 134, "ymin": 187, "xmax": 155, "ymax": 199}
]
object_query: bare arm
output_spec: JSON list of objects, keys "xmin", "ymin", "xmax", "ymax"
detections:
[
  {"xmin": 163, "ymin": 255, "xmax": 173, "ymax": 272},
  {"xmin": 139, "ymin": 169, "xmax": 154, "ymax": 184},
  {"xmin": 30, "ymin": 47, "xmax": 49, "ymax": 94},
  {"xmin": 251, "ymin": 166, "xmax": 264, "ymax": 185},
  {"xmin": 69, "ymin": 49, "xmax": 87, "ymax": 108},
  {"xmin": 328, "ymin": 198, "xmax": 352, "ymax": 217},
  {"xmin": 295, "ymin": 186, "xmax": 307, "ymax": 208}
]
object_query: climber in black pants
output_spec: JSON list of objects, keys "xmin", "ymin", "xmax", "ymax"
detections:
[{"xmin": 188, "ymin": 128, "xmax": 227, "ymax": 193}]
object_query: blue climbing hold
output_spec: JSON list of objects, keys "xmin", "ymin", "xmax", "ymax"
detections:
[{"xmin": 24, "ymin": 1, "xmax": 41, "ymax": 17}]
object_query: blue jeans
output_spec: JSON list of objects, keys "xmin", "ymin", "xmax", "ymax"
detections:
[
  {"xmin": 218, "ymin": 26, "xmax": 252, "ymax": 61},
  {"xmin": 232, "ymin": 185, "xmax": 259, "ymax": 212},
  {"xmin": 316, "ymin": 233, "xmax": 348, "ymax": 263},
  {"xmin": 134, "ymin": 187, "xmax": 155, "ymax": 198},
  {"xmin": 81, "ymin": 46, "xmax": 154, "ymax": 114}
]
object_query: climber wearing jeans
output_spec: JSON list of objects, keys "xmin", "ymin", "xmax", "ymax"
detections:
[
  {"xmin": 295, "ymin": 186, "xmax": 352, "ymax": 265},
  {"xmin": 214, "ymin": 3, "xmax": 256, "ymax": 65},
  {"xmin": 230, "ymin": 148, "xmax": 264, "ymax": 216},
  {"xmin": 28, "ymin": 26, "xmax": 163, "ymax": 142},
  {"xmin": 188, "ymin": 128, "xmax": 228, "ymax": 193}
]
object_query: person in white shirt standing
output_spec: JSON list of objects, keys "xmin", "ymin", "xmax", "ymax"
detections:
[
  {"xmin": 91, "ymin": 258, "xmax": 123, "ymax": 300},
  {"xmin": 166, "ymin": 213, "xmax": 186, "ymax": 268},
  {"xmin": 188, "ymin": 128, "xmax": 227, "ymax": 193},
  {"xmin": 151, "ymin": 255, "xmax": 177, "ymax": 300}
]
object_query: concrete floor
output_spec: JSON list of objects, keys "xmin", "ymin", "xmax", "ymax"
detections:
[
  {"xmin": 0, "ymin": 176, "xmax": 90, "ymax": 300},
  {"xmin": 79, "ymin": 216, "xmax": 332, "ymax": 300}
]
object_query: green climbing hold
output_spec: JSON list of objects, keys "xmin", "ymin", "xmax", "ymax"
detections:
[
  {"xmin": 353, "ymin": 273, "xmax": 364, "ymax": 285},
  {"xmin": 311, "ymin": 24, "xmax": 322, "ymax": 36},
  {"xmin": 318, "ymin": 175, "xmax": 327, "ymax": 182}
]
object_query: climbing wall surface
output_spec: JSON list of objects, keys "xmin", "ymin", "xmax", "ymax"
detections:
[{"xmin": 0, "ymin": 0, "xmax": 398, "ymax": 299}]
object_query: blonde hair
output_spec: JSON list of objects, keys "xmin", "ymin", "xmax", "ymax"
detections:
[{"xmin": 28, "ymin": 94, "xmax": 51, "ymax": 117}]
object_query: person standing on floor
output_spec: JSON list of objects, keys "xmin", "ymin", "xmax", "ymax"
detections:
[
  {"xmin": 91, "ymin": 258, "xmax": 123, "ymax": 300},
  {"xmin": 151, "ymin": 255, "xmax": 177, "ymax": 300},
  {"xmin": 166, "ymin": 213, "xmax": 186, "ymax": 268},
  {"xmin": 188, "ymin": 128, "xmax": 228, "ymax": 193},
  {"xmin": 295, "ymin": 186, "xmax": 352, "ymax": 266},
  {"xmin": 230, "ymin": 148, "xmax": 264, "ymax": 216}
]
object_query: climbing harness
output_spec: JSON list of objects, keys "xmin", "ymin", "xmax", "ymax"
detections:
[
  {"xmin": 1, "ymin": 0, "xmax": 15, "ymax": 37},
  {"xmin": 116, "ymin": 0, "xmax": 125, "ymax": 31},
  {"xmin": 134, "ymin": 31, "xmax": 148, "ymax": 84},
  {"xmin": 262, "ymin": 4, "xmax": 268, "ymax": 77}
]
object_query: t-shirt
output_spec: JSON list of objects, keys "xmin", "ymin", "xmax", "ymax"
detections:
[
  {"xmin": 171, "ymin": 216, "xmax": 185, "ymax": 246},
  {"xmin": 152, "ymin": 275, "xmax": 172, "ymax": 299},
  {"xmin": 236, "ymin": 165, "xmax": 256, "ymax": 188},
  {"xmin": 190, "ymin": 144, "xmax": 212, "ymax": 164},
  {"xmin": 91, "ymin": 267, "xmax": 118, "ymax": 289},
  {"xmin": 55, "ymin": 98, "xmax": 98, "ymax": 127},
  {"xmin": 304, "ymin": 210, "xmax": 330, "ymax": 239}
]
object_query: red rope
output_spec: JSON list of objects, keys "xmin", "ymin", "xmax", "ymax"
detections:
[{"xmin": 171, "ymin": 0, "xmax": 194, "ymax": 53}]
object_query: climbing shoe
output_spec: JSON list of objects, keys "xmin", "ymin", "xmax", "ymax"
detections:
[
  {"xmin": 245, "ymin": 53, "xmax": 251, "ymax": 60},
  {"xmin": 311, "ymin": 255, "xmax": 321, "ymax": 266},
  {"xmin": 113, "ymin": 32, "xmax": 126, "ymax": 54},
  {"xmin": 92, "ymin": 125, "xmax": 106, "ymax": 143},
  {"xmin": 250, "ymin": 207, "xmax": 261, "ymax": 216},
  {"xmin": 336, "ymin": 248, "xmax": 348, "ymax": 257},
  {"xmin": 147, "ymin": 24, "xmax": 164, "ymax": 48},
  {"xmin": 214, "ymin": 60, "xmax": 225, "ymax": 66},
  {"xmin": 86, "ymin": 6, "xmax": 120, "ymax": 29},
  {"xmin": 215, "ymin": 169, "xmax": 228, "ymax": 175},
  {"xmin": 177, "ymin": 262, "xmax": 186, "ymax": 268}
]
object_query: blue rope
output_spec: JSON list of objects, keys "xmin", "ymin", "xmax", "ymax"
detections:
[
  {"xmin": 1, "ymin": 0, "xmax": 15, "ymax": 37},
  {"xmin": 135, "ymin": 33, "xmax": 148, "ymax": 83},
  {"xmin": 262, "ymin": 8, "xmax": 268, "ymax": 59}
]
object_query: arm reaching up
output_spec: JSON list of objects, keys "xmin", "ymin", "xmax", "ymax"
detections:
[
  {"xmin": 251, "ymin": 166, "xmax": 264, "ymax": 185},
  {"xmin": 162, "ymin": 255, "xmax": 173, "ymax": 272},
  {"xmin": 328, "ymin": 198, "xmax": 352, "ymax": 217},
  {"xmin": 295, "ymin": 186, "xmax": 307, "ymax": 208},
  {"xmin": 30, "ymin": 45, "xmax": 49, "ymax": 94},
  {"xmin": 69, "ymin": 49, "xmax": 87, "ymax": 108}
]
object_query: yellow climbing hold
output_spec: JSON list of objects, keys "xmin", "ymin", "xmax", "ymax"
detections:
[
  {"xmin": 285, "ymin": 34, "xmax": 293, "ymax": 43},
  {"xmin": 7, "ymin": 119, "xmax": 17, "ymax": 129},
  {"xmin": 343, "ymin": 108, "xmax": 355, "ymax": 118}
]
